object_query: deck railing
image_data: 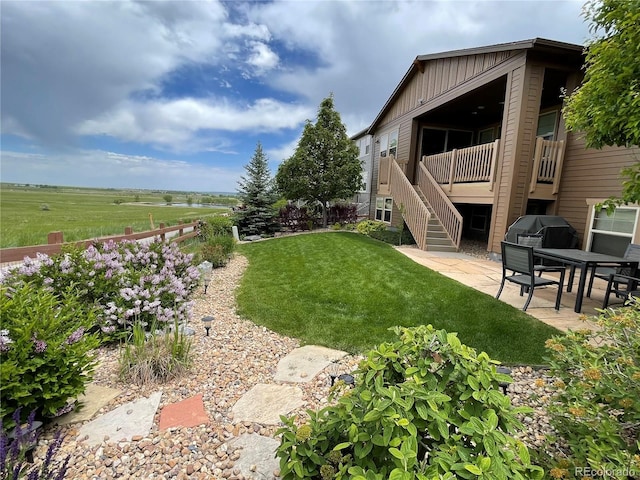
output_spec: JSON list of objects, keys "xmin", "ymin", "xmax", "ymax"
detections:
[
  {"xmin": 416, "ymin": 162, "xmax": 463, "ymax": 249},
  {"xmin": 530, "ymin": 138, "xmax": 566, "ymax": 194},
  {"xmin": 388, "ymin": 158, "xmax": 430, "ymax": 250},
  {"xmin": 422, "ymin": 140, "xmax": 500, "ymax": 191}
]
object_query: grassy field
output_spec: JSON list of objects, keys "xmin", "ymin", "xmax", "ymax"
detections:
[
  {"xmin": 237, "ymin": 232, "xmax": 560, "ymax": 364},
  {"xmin": 0, "ymin": 184, "xmax": 236, "ymax": 248}
]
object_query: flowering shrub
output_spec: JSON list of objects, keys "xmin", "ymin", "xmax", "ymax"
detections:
[
  {"xmin": 2, "ymin": 240, "xmax": 200, "ymax": 340},
  {"xmin": 355, "ymin": 220, "xmax": 387, "ymax": 235},
  {"xmin": 0, "ymin": 283, "xmax": 99, "ymax": 428},
  {"xmin": 543, "ymin": 302, "xmax": 640, "ymax": 479},
  {"xmin": 276, "ymin": 325, "xmax": 543, "ymax": 479}
]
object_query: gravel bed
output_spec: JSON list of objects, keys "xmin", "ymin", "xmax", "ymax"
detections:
[{"xmin": 32, "ymin": 254, "xmax": 556, "ymax": 479}]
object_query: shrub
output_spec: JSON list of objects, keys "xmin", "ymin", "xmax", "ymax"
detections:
[
  {"xmin": 355, "ymin": 219, "xmax": 387, "ymax": 235},
  {"xmin": 118, "ymin": 321, "xmax": 192, "ymax": 385},
  {"xmin": 276, "ymin": 325, "xmax": 543, "ymax": 479},
  {"xmin": 2, "ymin": 241, "xmax": 200, "ymax": 341},
  {"xmin": 197, "ymin": 217, "xmax": 233, "ymax": 240},
  {"xmin": 542, "ymin": 302, "xmax": 640, "ymax": 478},
  {"xmin": 327, "ymin": 203, "xmax": 358, "ymax": 226},
  {"xmin": 369, "ymin": 227, "xmax": 416, "ymax": 246},
  {"xmin": 279, "ymin": 205, "xmax": 316, "ymax": 232},
  {"xmin": 331, "ymin": 223, "xmax": 342, "ymax": 231},
  {"xmin": 201, "ymin": 235, "xmax": 235, "ymax": 268},
  {"xmin": 0, "ymin": 283, "xmax": 99, "ymax": 427},
  {"xmin": 1, "ymin": 409, "xmax": 70, "ymax": 480}
]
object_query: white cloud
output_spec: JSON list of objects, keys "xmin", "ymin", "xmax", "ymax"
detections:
[
  {"xmin": 266, "ymin": 138, "xmax": 300, "ymax": 165},
  {"xmin": 75, "ymin": 97, "xmax": 313, "ymax": 152},
  {"xmin": 246, "ymin": 41, "xmax": 280, "ymax": 72}
]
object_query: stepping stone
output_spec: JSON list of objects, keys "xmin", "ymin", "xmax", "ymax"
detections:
[
  {"xmin": 77, "ymin": 392, "xmax": 162, "ymax": 446},
  {"xmin": 231, "ymin": 384, "xmax": 303, "ymax": 425},
  {"xmin": 227, "ymin": 433, "xmax": 280, "ymax": 480},
  {"xmin": 274, "ymin": 345, "xmax": 348, "ymax": 383},
  {"xmin": 53, "ymin": 384, "xmax": 122, "ymax": 426},
  {"xmin": 159, "ymin": 394, "xmax": 209, "ymax": 430}
]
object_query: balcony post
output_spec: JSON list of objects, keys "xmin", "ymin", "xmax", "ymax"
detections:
[
  {"xmin": 488, "ymin": 139, "xmax": 499, "ymax": 192},
  {"xmin": 448, "ymin": 149, "xmax": 457, "ymax": 192},
  {"xmin": 552, "ymin": 140, "xmax": 566, "ymax": 194},
  {"xmin": 530, "ymin": 137, "xmax": 544, "ymax": 194}
]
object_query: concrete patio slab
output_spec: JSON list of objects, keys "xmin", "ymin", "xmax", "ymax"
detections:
[
  {"xmin": 227, "ymin": 433, "xmax": 280, "ymax": 480},
  {"xmin": 274, "ymin": 345, "xmax": 347, "ymax": 383},
  {"xmin": 231, "ymin": 384, "xmax": 303, "ymax": 425},
  {"xmin": 77, "ymin": 392, "xmax": 162, "ymax": 446},
  {"xmin": 52, "ymin": 384, "xmax": 122, "ymax": 426},
  {"xmin": 159, "ymin": 394, "xmax": 209, "ymax": 430}
]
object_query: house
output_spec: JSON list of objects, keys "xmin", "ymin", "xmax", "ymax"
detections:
[{"xmin": 358, "ymin": 38, "xmax": 640, "ymax": 255}]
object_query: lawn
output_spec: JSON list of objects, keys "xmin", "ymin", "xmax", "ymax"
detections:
[
  {"xmin": 236, "ymin": 232, "xmax": 561, "ymax": 364},
  {"xmin": 0, "ymin": 184, "xmax": 232, "ymax": 247}
]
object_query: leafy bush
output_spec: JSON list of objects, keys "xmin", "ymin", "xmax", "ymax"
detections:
[
  {"xmin": 0, "ymin": 283, "xmax": 99, "ymax": 427},
  {"xmin": 118, "ymin": 321, "xmax": 192, "ymax": 385},
  {"xmin": 1, "ymin": 409, "xmax": 70, "ymax": 480},
  {"xmin": 2, "ymin": 241, "xmax": 200, "ymax": 341},
  {"xmin": 355, "ymin": 220, "xmax": 387, "ymax": 235},
  {"xmin": 279, "ymin": 205, "xmax": 317, "ymax": 232},
  {"xmin": 327, "ymin": 203, "xmax": 358, "ymax": 226},
  {"xmin": 197, "ymin": 217, "xmax": 233, "ymax": 240},
  {"xmin": 542, "ymin": 302, "xmax": 640, "ymax": 479},
  {"xmin": 369, "ymin": 227, "xmax": 416, "ymax": 246},
  {"xmin": 201, "ymin": 235, "xmax": 236, "ymax": 268},
  {"xmin": 276, "ymin": 325, "xmax": 542, "ymax": 479}
]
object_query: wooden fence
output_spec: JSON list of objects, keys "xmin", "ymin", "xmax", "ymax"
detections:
[{"xmin": 0, "ymin": 221, "xmax": 199, "ymax": 264}]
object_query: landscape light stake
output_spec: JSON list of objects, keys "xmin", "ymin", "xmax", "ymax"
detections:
[{"xmin": 201, "ymin": 315, "xmax": 214, "ymax": 336}]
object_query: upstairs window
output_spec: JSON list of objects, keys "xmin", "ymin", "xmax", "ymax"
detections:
[
  {"xmin": 537, "ymin": 111, "xmax": 558, "ymax": 141},
  {"xmin": 378, "ymin": 129, "xmax": 398, "ymax": 158}
]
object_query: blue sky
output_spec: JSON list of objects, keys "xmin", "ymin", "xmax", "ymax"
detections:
[{"xmin": 1, "ymin": 0, "xmax": 590, "ymax": 193}]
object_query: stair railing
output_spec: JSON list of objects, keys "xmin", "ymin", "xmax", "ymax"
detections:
[
  {"xmin": 416, "ymin": 161, "xmax": 463, "ymax": 249},
  {"xmin": 388, "ymin": 158, "xmax": 430, "ymax": 250}
]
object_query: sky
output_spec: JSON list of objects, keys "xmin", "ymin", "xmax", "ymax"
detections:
[{"xmin": 0, "ymin": 0, "xmax": 592, "ymax": 193}]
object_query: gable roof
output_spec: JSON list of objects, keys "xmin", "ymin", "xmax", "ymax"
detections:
[{"xmin": 366, "ymin": 38, "xmax": 584, "ymax": 134}]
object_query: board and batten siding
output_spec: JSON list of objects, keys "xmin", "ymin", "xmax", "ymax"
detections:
[
  {"xmin": 554, "ymin": 133, "xmax": 640, "ymax": 247},
  {"xmin": 379, "ymin": 51, "xmax": 517, "ymax": 127}
]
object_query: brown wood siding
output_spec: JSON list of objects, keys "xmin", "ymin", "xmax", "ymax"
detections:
[
  {"xmin": 555, "ymin": 133, "xmax": 640, "ymax": 246},
  {"xmin": 379, "ymin": 51, "xmax": 517, "ymax": 126}
]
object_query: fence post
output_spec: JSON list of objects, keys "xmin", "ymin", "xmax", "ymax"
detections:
[
  {"xmin": 448, "ymin": 149, "xmax": 457, "ymax": 192},
  {"xmin": 48, "ymin": 231, "xmax": 64, "ymax": 244},
  {"xmin": 159, "ymin": 223, "xmax": 166, "ymax": 242},
  {"xmin": 125, "ymin": 227, "xmax": 133, "ymax": 235}
]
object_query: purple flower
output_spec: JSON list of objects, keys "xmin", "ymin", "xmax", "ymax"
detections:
[
  {"xmin": 0, "ymin": 329, "xmax": 13, "ymax": 352},
  {"xmin": 32, "ymin": 334, "xmax": 47, "ymax": 353},
  {"xmin": 65, "ymin": 327, "xmax": 85, "ymax": 345}
]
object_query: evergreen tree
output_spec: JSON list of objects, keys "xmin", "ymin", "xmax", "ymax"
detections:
[
  {"xmin": 276, "ymin": 94, "xmax": 362, "ymax": 227},
  {"xmin": 236, "ymin": 142, "xmax": 279, "ymax": 236}
]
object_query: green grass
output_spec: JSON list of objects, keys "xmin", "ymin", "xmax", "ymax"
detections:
[
  {"xmin": 236, "ymin": 232, "xmax": 560, "ymax": 364},
  {"xmin": 0, "ymin": 184, "xmax": 234, "ymax": 247}
]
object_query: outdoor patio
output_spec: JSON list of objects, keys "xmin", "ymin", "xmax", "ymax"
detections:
[{"xmin": 395, "ymin": 245, "xmax": 607, "ymax": 332}]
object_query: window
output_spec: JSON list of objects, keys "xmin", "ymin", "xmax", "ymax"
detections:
[
  {"xmin": 588, "ymin": 206, "xmax": 639, "ymax": 256},
  {"xmin": 537, "ymin": 111, "xmax": 558, "ymax": 140},
  {"xmin": 378, "ymin": 129, "xmax": 398, "ymax": 158},
  {"xmin": 360, "ymin": 170, "xmax": 369, "ymax": 193},
  {"xmin": 478, "ymin": 127, "xmax": 495, "ymax": 144},
  {"xmin": 357, "ymin": 136, "xmax": 371, "ymax": 157},
  {"xmin": 375, "ymin": 197, "xmax": 393, "ymax": 223}
]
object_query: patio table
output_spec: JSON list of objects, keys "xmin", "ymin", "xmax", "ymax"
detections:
[{"xmin": 533, "ymin": 248, "xmax": 639, "ymax": 313}]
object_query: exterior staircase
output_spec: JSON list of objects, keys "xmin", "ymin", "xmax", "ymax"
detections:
[{"xmin": 412, "ymin": 186, "xmax": 457, "ymax": 252}]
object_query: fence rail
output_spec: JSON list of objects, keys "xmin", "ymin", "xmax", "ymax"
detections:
[{"xmin": 0, "ymin": 221, "xmax": 199, "ymax": 264}]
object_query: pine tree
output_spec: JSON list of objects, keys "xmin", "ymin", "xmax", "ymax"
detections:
[
  {"xmin": 236, "ymin": 142, "xmax": 279, "ymax": 236},
  {"xmin": 276, "ymin": 94, "xmax": 362, "ymax": 227}
]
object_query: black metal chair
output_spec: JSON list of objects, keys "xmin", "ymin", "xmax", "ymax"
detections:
[
  {"xmin": 496, "ymin": 241, "xmax": 565, "ymax": 311},
  {"xmin": 587, "ymin": 243, "xmax": 640, "ymax": 297},
  {"xmin": 602, "ymin": 273, "xmax": 640, "ymax": 308},
  {"xmin": 516, "ymin": 233, "xmax": 567, "ymax": 276}
]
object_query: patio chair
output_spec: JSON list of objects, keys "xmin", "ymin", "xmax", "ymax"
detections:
[
  {"xmin": 586, "ymin": 243, "xmax": 640, "ymax": 297},
  {"xmin": 516, "ymin": 233, "xmax": 566, "ymax": 276},
  {"xmin": 496, "ymin": 241, "xmax": 565, "ymax": 311},
  {"xmin": 602, "ymin": 273, "xmax": 640, "ymax": 308}
]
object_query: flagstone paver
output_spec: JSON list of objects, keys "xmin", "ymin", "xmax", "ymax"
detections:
[
  {"xmin": 52, "ymin": 384, "xmax": 122, "ymax": 426},
  {"xmin": 274, "ymin": 345, "xmax": 348, "ymax": 383},
  {"xmin": 231, "ymin": 384, "xmax": 304, "ymax": 425},
  {"xmin": 77, "ymin": 392, "xmax": 162, "ymax": 447},
  {"xmin": 159, "ymin": 393, "xmax": 209, "ymax": 430},
  {"xmin": 226, "ymin": 434, "xmax": 280, "ymax": 480}
]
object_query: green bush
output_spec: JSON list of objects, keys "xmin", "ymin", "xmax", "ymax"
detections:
[
  {"xmin": 118, "ymin": 321, "xmax": 192, "ymax": 385},
  {"xmin": 369, "ymin": 227, "xmax": 416, "ymax": 246},
  {"xmin": 355, "ymin": 220, "xmax": 387, "ymax": 235},
  {"xmin": 276, "ymin": 325, "xmax": 542, "ymax": 479},
  {"xmin": 542, "ymin": 302, "xmax": 640, "ymax": 479},
  {"xmin": 201, "ymin": 235, "xmax": 236, "ymax": 268},
  {"xmin": 0, "ymin": 283, "xmax": 99, "ymax": 427},
  {"xmin": 198, "ymin": 216, "xmax": 233, "ymax": 240}
]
